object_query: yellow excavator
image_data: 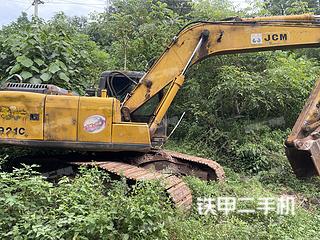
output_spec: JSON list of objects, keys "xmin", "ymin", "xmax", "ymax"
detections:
[{"xmin": 1, "ymin": 14, "xmax": 320, "ymax": 209}]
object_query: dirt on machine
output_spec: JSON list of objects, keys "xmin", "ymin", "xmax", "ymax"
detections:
[{"xmin": 2, "ymin": 14, "xmax": 320, "ymax": 210}]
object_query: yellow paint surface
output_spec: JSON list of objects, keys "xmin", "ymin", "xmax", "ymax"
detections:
[
  {"xmin": 78, "ymin": 97, "xmax": 113, "ymax": 142},
  {"xmin": 112, "ymin": 123, "xmax": 150, "ymax": 145},
  {"xmin": 45, "ymin": 95, "xmax": 79, "ymax": 141},
  {"xmin": 0, "ymin": 91, "xmax": 45, "ymax": 140}
]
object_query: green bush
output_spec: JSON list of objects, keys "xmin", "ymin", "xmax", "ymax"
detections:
[
  {"xmin": 86, "ymin": 0, "xmax": 182, "ymax": 70},
  {"xmin": 0, "ymin": 166, "xmax": 173, "ymax": 239},
  {"xmin": 0, "ymin": 14, "xmax": 110, "ymax": 93},
  {"xmin": 1, "ymin": 165, "xmax": 319, "ymax": 240},
  {"xmin": 178, "ymin": 51, "xmax": 319, "ymax": 126}
]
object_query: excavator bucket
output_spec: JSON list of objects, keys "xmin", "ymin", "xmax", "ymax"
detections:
[{"xmin": 285, "ymin": 79, "xmax": 320, "ymax": 178}]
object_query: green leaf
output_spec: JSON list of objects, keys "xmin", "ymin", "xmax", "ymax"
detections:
[
  {"xmin": 49, "ymin": 63, "xmax": 60, "ymax": 74},
  {"xmin": 80, "ymin": 50, "xmax": 88, "ymax": 58},
  {"xmin": 20, "ymin": 71, "xmax": 33, "ymax": 80},
  {"xmin": 9, "ymin": 64, "xmax": 21, "ymax": 75},
  {"xmin": 30, "ymin": 78, "xmax": 42, "ymax": 84},
  {"xmin": 58, "ymin": 72, "xmax": 70, "ymax": 82},
  {"xmin": 17, "ymin": 56, "xmax": 33, "ymax": 68},
  {"xmin": 40, "ymin": 73, "xmax": 52, "ymax": 82},
  {"xmin": 56, "ymin": 60, "xmax": 67, "ymax": 71},
  {"xmin": 122, "ymin": 234, "xmax": 129, "ymax": 240},
  {"xmin": 31, "ymin": 66, "xmax": 40, "ymax": 73},
  {"xmin": 34, "ymin": 58, "xmax": 45, "ymax": 66}
]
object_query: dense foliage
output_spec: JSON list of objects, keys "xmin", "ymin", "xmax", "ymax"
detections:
[
  {"xmin": 0, "ymin": 13, "xmax": 110, "ymax": 93},
  {"xmin": 0, "ymin": 0, "xmax": 320, "ymax": 239},
  {"xmin": 0, "ymin": 166, "xmax": 173, "ymax": 239},
  {"xmin": 1, "ymin": 162, "xmax": 319, "ymax": 239},
  {"xmin": 86, "ymin": 0, "xmax": 183, "ymax": 70},
  {"xmin": 262, "ymin": 0, "xmax": 320, "ymax": 15}
]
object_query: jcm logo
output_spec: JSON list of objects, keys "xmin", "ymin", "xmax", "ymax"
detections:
[
  {"xmin": 251, "ymin": 33, "xmax": 288, "ymax": 45},
  {"xmin": 264, "ymin": 33, "xmax": 287, "ymax": 42}
]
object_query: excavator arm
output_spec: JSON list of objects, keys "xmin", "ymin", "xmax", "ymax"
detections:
[
  {"xmin": 122, "ymin": 14, "xmax": 320, "ymax": 177},
  {"xmin": 123, "ymin": 14, "xmax": 320, "ymax": 135}
]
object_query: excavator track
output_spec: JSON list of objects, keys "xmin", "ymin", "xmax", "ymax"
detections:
[
  {"xmin": 9, "ymin": 150, "xmax": 224, "ymax": 210},
  {"xmin": 163, "ymin": 150, "xmax": 225, "ymax": 180},
  {"xmin": 132, "ymin": 150, "xmax": 225, "ymax": 181},
  {"xmin": 70, "ymin": 161, "xmax": 193, "ymax": 210},
  {"xmin": 68, "ymin": 150, "xmax": 225, "ymax": 210}
]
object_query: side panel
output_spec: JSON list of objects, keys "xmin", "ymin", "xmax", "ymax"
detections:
[
  {"xmin": 113, "ymin": 99, "xmax": 122, "ymax": 123},
  {"xmin": 112, "ymin": 123, "xmax": 151, "ymax": 145},
  {"xmin": 0, "ymin": 91, "xmax": 45, "ymax": 140},
  {"xmin": 44, "ymin": 95, "xmax": 79, "ymax": 141},
  {"xmin": 78, "ymin": 97, "xmax": 113, "ymax": 142}
]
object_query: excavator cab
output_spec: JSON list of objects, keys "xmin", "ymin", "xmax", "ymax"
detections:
[
  {"xmin": 92, "ymin": 71, "xmax": 168, "ymax": 147},
  {"xmin": 97, "ymin": 71, "xmax": 168, "ymax": 146},
  {"xmin": 97, "ymin": 71, "xmax": 143, "ymax": 101}
]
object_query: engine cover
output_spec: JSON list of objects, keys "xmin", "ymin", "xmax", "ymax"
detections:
[{"xmin": 0, "ymin": 91, "xmax": 151, "ymax": 152}]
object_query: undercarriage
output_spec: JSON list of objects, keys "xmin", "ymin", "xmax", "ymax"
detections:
[{"xmin": 8, "ymin": 150, "xmax": 225, "ymax": 210}]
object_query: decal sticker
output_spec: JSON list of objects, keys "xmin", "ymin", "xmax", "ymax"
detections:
[
  {"xmin": 264, "ymin": 33, "xmax": 288, "ymax": 42},
  {"xmin": 251, "ymin": 33, "xmax": 263, "ymax": 44},
  {"xmin": 251, "ymin": 33, "xmax": 288, "ymax": 45},
  {"xmin": 0, "ymin": 106, "xmax": 27, "ymax": 120},
  {"xmin": 83, "ymin": 115, "xmax": 106, "ymax": 134}
]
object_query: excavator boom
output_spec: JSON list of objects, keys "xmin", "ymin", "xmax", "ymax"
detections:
[
  {"xmin": 120, "ymin": 14, "xmax": 320, "ymax": 178},
  {"xmin": 123, "ymin": 14, "xmax": 320, "ymax": 133}
]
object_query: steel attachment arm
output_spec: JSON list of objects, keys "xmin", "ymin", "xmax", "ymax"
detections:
[{"xmin": 122, "ymin": 14, "xmax": 320, "ymax": 136}]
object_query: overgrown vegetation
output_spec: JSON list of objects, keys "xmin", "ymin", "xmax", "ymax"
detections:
[
  {"xmin": 1, "ymin": 164, "xmax": 319, "ymax": 239},
  {"xmin": 0, "ymin": 166, "xmax": 173, "ymax": 239},
  {"xmin": 1, "ymin": 0, "xmax": 320, "ymax": 239},
  {"xmin": 0, "ymin": 13, "xmax": 110, "ymax": 93}
]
